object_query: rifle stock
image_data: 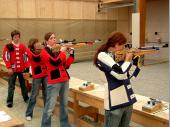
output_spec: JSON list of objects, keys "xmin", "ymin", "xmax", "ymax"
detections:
[
  {"xmin": 114, "ymin": 47, "xmax": 159, "ymax": 62},
  {"xmin": 52, "ymin": 40, "xmax": 100, "ymax": 51},
  {"xmin": 115, "ymin": 48, "xmax": 159, "ymax": 56}
]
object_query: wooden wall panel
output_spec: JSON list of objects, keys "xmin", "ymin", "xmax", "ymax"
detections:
[
  {"xmin": 95, "ymin": 11, "xmax": 108, "ymax": 20},
  {"xmin": 69, "ymin": 21, "xmax": 84, "ymax": 40},
  {"xmin": 107, "ymin": 20, "xmax": 117, "ymax": 33},
  {"xmin": 36, "ymin": 0, "xmax": 53, "ymax": 18},
  {"xmin": 0, "ymin": 0, "xmax": 18, "ymax": 18},
  {"xmin": 17, "ymin": 20, "xmax": 38, "ymax": 42},
  {"xmin": 114, "ymin": 7, "xmax": 129, "ymax": 38},
  {"xmin": 0, "ymin": 0, "xmax": 125, "ymax": 21},
  {"xmin": 69, "ymin": 1, "xmax": 83, "ymax": 19},
  {"xmin": 117, "ymin": 21, "xmax": 129, "ymax": 38},
  {"xmin": 82, "ymin": 2, "xmax": 96, "ymax": 19},
  {"xmin": 95, "ymin": 21, "xmax": 108, "ymax": 40},
  {"xmin": 118, "ymin": 7, "xmax": 129, "ymax": 20},
  {"xmin": 107, "ymin": 9, "xmax": 118, "ymax": 20},
  {"xmin": 0, "ymin": 20, "xmax": 19, "ymax": 38},
  {"xmin": 17, "ymin": 0, "xmax": 36, "ymax": 18},
  {"xmin": 82, "ymin": 21, "xmax": 96, "ymax": 41},
  {"xmin": 54, "ymin": 1, "xmax": 69, "ymax": 19},
  {"xmin": 52, "ymin": 20, "xmax": 70, "ymax": 40},
  {"xmin": 138, "ymin": 0, "xmax": 146, "ymax": 47}
]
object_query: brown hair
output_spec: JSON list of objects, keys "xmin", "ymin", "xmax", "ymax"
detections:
[
  {"xmin": 44, "ymin": 32, "xmax": 54, "ymax": 41},
  {"xmin": 93, "ymin": 32, "xmax": 127, "ymax": 67},
  {"xmin": 28, "ymin": 38, "xmax": 39, "ymax": 51},
  {"xmin": 11, "ymin": 30, "xmax": 20, "ymax": 40}
]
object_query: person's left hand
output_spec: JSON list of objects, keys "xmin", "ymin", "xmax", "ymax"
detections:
[{"xmin": 67, "ymin": 47, "xmax": 74, "ymax": 54}]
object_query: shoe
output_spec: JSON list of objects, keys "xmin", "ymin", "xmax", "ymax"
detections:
[
  {"xmin": 24, "ymin": 99, "xmax": 29, "ymax": 104},
  {"xmin": 26, "ymin": 116, "xmax": 32, "ymax": 121},
  {"xmin": 7, "ymin": 103, "xmax": 13, "ymax": 108},
  {"xmin": 24, "ymin": 97, "xmax": 29, "ymax": 103}
]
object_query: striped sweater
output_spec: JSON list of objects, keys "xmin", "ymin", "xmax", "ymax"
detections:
[{"xmin": 97, "ymin": 52, "xmax": 140, "ymax": 110}]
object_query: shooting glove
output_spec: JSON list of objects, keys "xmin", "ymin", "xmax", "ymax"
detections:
[
  {"xmin": 67, "ymin": 47, "xmax": 74, "ymax": 57},
  {"xmin": 133, "ymin": 55, "xmax": 141, "ymax": 67}
]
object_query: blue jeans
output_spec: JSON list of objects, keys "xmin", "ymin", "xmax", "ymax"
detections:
[
  {"xmin": 104, "ymin": 105, "xmax": 133, "ymax": 127},
  {"xmin": 26, "ymin": 77, "xmax": 47, "ymax": 117},
  {"xmin": 41, "ymin": 81, "xmax": 71, "ymax": 127},
  {"xmin": 7, "ymin": 72, "xmax": 29, "ymax": 105}
]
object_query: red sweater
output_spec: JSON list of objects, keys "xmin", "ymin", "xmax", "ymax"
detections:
[
  {"xmin": 40, "ymin": 47, "xmax": 74, "ymax": 84},
  {"xmin": 3, "ymin": 42, "xmax": 29, "ymax": 72},
  {"xmin": 27, "ymin": 49, "xmax": 47, "ymax": 79}
]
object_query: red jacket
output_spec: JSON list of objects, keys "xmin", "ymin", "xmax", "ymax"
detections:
[
  {"xmin": 3, "ymin": 42, "xmax": 29, "ymax": 72},
  {"xmin": 40, "ymin": 47, "xmax": 74, "ymax": 84},
  {"xmin": 27, "ymin": 49, "xmax": 47, "ymax": 79}
]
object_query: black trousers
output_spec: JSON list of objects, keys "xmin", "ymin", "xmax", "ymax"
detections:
[{"xmin": 7, "ymin": 72, "xmax": 29, "ymax": 104}]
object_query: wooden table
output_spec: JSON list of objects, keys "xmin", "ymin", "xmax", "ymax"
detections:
[
  {"xmin": 0, "ymin": 61, "xmax": 8, "ymax": 77},
  {"xmin": 69, "ymin": 77, "xmax": 169, "ymax": 127},
  {"xmin": 0, "ymin": 105, "xmax": 24, "ymax": 127},
  {"xmin": 132, "ymin": 95, "xmax": 169, "ymax": 127},
  {"xmin": 0, "ymin": 61, "xmax": 6, "ymax": 70}
]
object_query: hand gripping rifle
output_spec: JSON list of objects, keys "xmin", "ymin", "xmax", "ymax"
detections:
[{"xmin": 114, "ymin": 46, "xmax": 160, "ymax": 66}]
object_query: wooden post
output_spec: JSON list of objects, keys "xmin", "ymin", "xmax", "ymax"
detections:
[{"xmin": 136, "ymin": 0, "xmax": 146, "ymax": 47}]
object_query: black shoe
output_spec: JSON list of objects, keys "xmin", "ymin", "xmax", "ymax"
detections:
[
  {"xmin": 7, "ymin": 103, "xmax": 13, "ymax": 108},
  {"xmin": 24, "ymin": 98, "xmax": 29, "ymax": 103}
]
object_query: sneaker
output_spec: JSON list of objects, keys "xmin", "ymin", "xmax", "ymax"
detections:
[
  {"xmin": 7, "ymin": 103, "xmax": 13, "ymax": 108},
  {"xmin": 26, "ymin": 116, "xmax": 32, "ymax": 121}
]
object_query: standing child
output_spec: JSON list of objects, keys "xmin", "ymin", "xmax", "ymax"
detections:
[
  {"xmin": 94, "ymin": 32, "xmax": 140, "ymax": 127},
  {"xmin": 40, "ymin": 32, "xmax": 74, "ymax": 127},
  {"xmin": 25, "ymin": 38, "xmax": 47, "ymax": 121},
  {"xmin": 3, "ymin": 30, "xmax": 29, "ymax": 108}
]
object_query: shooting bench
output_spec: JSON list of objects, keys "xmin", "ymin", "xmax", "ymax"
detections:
[
  {"xmin": 67, "ymin": 77, "xmax": 169, "ymax": 127},
  {"xmin": 0, "ymin": 104, "xmax": 24, "ymax": 127}
]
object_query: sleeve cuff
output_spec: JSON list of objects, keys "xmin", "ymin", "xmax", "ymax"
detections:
[{"xmin": 121, "ymin": 61, "xmax": 131, "ymax": 72}]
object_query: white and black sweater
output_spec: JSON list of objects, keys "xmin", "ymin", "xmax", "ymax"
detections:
[{"xmin": 97, "ymin": 52, "xmax": 140, "ymax": 111}]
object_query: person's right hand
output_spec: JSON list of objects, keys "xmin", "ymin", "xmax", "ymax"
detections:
[
  {"xmin": 125, "ymin": 52, "xmax": 133, "ymax": 62},
  {"xmin": 60, "ymin": 46, "xmax": 67, "ymax": 52},
  {"xmin": 52, "ymin": 43, "xmax": 60, "ymax": 50},
  {"xmin": 8, "ymin": 68, "xmax": 13, "ymax": 76}
]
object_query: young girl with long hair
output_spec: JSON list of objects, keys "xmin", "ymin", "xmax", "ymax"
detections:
[{"xmin": 94, "ymin": 32, "xmax": 140, "ymax": 127}]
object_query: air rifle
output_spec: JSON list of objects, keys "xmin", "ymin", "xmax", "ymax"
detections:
[
  {"xmin": 114, "ymin": 46, "xmax": 160, "ymax": 64},
  {"xmin": 51, "ymin": 39, "xmax": 102, "ymax": 51}
]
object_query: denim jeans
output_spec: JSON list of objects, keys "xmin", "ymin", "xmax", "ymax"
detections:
[
  {"xmin": 7, "ymin": 72, "xmax": 29, "ymax": 105},
  {"xmin": 41, "ymin": 80, "xmax": 71, "ymax": 127},
  {"xmin": 26, "ymin": 77, "xmax": 47, "ymax": 117},
  {"xmin": 104, "ymin": 105, "xmax": 133, "ymax": 127}
]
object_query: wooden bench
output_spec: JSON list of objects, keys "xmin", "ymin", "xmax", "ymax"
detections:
[
  {"xmin": 0, "ymin": 105, "xmax": 24, "ymax": 127},
  {"xmin": 68, "ymin": 77, "xmax": 169, "ymax": 127}
]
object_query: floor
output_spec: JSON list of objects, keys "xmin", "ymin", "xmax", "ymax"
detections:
[{"xmin": 0, "ymin": 61, "xmax": 169, "ymax": 127}]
